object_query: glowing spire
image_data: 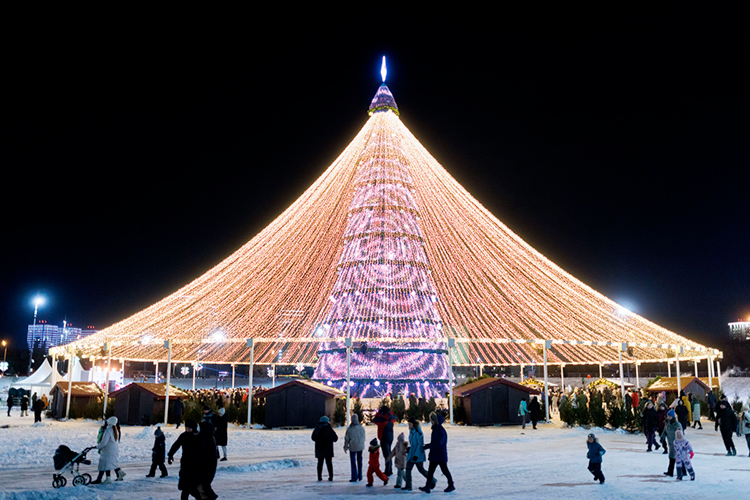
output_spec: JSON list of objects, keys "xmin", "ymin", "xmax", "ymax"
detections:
[{"xmin": 381, "ymin": 56, "xmax": 387, "ymax": 82}]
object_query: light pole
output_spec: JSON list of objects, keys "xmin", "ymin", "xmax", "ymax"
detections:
[
  {"xmin": 64, "ymin": 346, "xmax": 74, "ymax": 420},
  {"xmin": 164, "ymin": 340, "xmax": 172, "ymax": 426},
  {"xmin": 345, "ymin": 338, "xmax": 352, "ymax": 426},
  {"xmin": 246, "ymin": 339, "xmax": 254, "ymax": 428},
  {"xmin": 2, "ymin": 340, "xmax": 6, "ymax": 363},
  {"xmin": 29, "ymin": 296, "xmax": 45, "ymax": 375},
  {"xmin": 102, "ymin": 342, "xmax": 112, "ymax": 419},
  {"xmin": 448, "ymin": 338, "xmax": 455, "ymax": 425}
]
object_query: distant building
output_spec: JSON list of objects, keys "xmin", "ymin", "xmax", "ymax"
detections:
[
  {"xmin": 729, "ymin": 321, "xmax": 750, "ymax": 341},
  {"xmin": 27, "ymin": 322, "xmax": 98, "ymax": 354}
]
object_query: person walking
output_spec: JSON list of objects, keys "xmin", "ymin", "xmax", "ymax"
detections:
[
  {"xmin": 146, "ymin": 427, "xmax": 168, "ymax": 478},
  {"xmin": 675, "ymin": 398, "xmax": 690, "ymax": 435},
  {"xmin": 706, "ymin": 389, "xmax": 717, "ymax": 421},
  {"xmin": 661, "ymin": 409, "xmax": 683, "ymax": 476},
  {"xmin": 32, "ymin": 396, "xmax": 44, "ymax": 423},
  {"xmin": 586, "ymin": 433, "xmax": 606, "ymax": 484},
  {"xmin": 168, "ymin": 419, "xmax": 201, "ymax": 500},
  {"xmin": 366, "ymin": 438, "xmax": 389, "ymax": 487},
  {"xmin": 690, "ymin": 393, "xmax": 703, "ymax": 429},
  {"xmin": 419, "ymin": 412, "xmax": 455, "ymax": 494},
  {"xmin": 198, "ymin": 414, "xmax": 219, "ymax": 500},
  {"xmin": 173, "ymin": 397, "xmax": 184, "ymax": 429},
  {"xmin": 529, "ymin": 396, "xmax": 541, "ymax": 430},
  {"xmin": 518, "ymin": 397, "xmax": 529, "ymax": 430},
  {"xmin": 715, "ymin": 399, "xmax": 738, "ymax": 456},
  {"xmin": 657, "ymin": 402, "xmax": 668, "ymax": 453},
  {"xmin": 20, "ymin": 394, "xmax": 29, "ymax": 417},
  {"xmin": 343, "ymin": 413, "xmax": 365, "ymax": 482},
  {"xmin": 373, "ymin": 406, "xmax": 397, "ymax": 476},
  {"xmin": 386, "ymin": 432, "xmax": 409, "ymax": 489},
  {"xmin": 6, "ymin": 394, "xmax": 13, "ymax": 416},
  {"xmin": 91, "ymin": 416, "xmax": 125, "ymax": 484},
  {"xmin": 673, "ymin": 429, "xmax": 695, "ymax": 481},
  {"xmin": 738, "ymin": 403, "xmax": 750, "ymax": 457},
  {"xmin": 214, "ymin": 407, "xmax": 228, "ymax": 461},
  {"xmin": 311, "ymin": 415, "xmax": 338, "ymax": 481},
  {"xmin": 404, "ymin": 418, "xmax": 435, "ymax": 491},
  {"xmin": 642, "ymin": 401, "xmax": 660, "ymax": 452}
]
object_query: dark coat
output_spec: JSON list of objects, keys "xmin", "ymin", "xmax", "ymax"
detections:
[
  {"xmin": 587, "ymin": 440, "xmax": 606, "ymax": 463},
  {"xmin": 173, "ymin": 399, "xmax": 184, "ymax": 418},
  {"xmin": 198, "ymin": 422, "xmax": 218, "ymax": 484},
  {"xmin": 657, "ymin": 407, "xmax": 667, "ymax": 433},
  {"xmin": 675, "ymin": 402, "xmax": 689, "ymax": 428},
  {"xmin": 373, "ymin": 410, "xmax": 397, "ymax": 443},
  {"xmin": 424, "ymin": 414, "xmax": 448, "ymax": 463},
  {"xmin": 707, "ymin": 392, "xmax": 717, "ymax": 409},
  {"xmin": 152, "ymin": 428, "xmax": 166, "ymax": 464},
  {"xmin": 213, "ymin": 412, "xmax": 228, "ymax": 447},
  {"xmin": 168, "ymin": 430, "xmax": 200, "ymax": 491},
  {"xmin": 311, "ymin": 422, "xmax": 338, "ymax": 459},
  {"xmin": 715, "ymin": 404, "xmax": 738, "ymax": 433},
  {"xmin": 20, "ymin": 396, "xmax": 29, "ymax": 411},
  {"xmin": 529, "ymin": 397, "xmax": 541, "ymax": 422},
  {"xmin": 642, "ymin": 406, "xmax": 658, "ymax": 432}
]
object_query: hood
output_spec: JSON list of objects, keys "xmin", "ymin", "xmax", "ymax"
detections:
[
  {"xmin": 397, "ymin": 432, "xmax": 405, "ymax": 443},
  {"xmin": 350, "ymin": 414, "xmax": 360, "ymax": 425}
]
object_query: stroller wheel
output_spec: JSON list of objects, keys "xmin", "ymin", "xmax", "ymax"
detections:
[
  {"xmin": 82, "ymin": 473, "xmax": 92, "ymax": 485},
  {"xmin": 73, "ymin": 475, "xmax": 87, "ymax": 487},
  {"xmin": 52, "ymin": 474, "xmax": 66, "ymax": 488}
]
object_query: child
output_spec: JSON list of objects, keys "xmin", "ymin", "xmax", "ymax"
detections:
[
  {"xmin": 147, "ymin": 426, "xmax": 168, "ymax": 478},
  {"xmin": 366, "ymin": 438, "xmax": 389, "ymax": 487},
  {"xmin": 586, "ymin": 433, "xmax": 605, "ymax": 484},
  {"xmin": 386, "ymin": 432, "xmax": 409, "ymax": 488},
  {"xmin": 673, "ymin": 429, "xmax": 695, "ymax": 481}
]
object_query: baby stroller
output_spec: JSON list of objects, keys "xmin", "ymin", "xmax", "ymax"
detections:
[{"xmin": 53, "ymin": 445, "xmax": 95, "ymax": 488}]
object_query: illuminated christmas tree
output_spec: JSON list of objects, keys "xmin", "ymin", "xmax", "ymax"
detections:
[
  {"xmin": 312, "ymin": 81, "xmax": 449, "ymax": 397},
  {"xmin": 56, "ymin": 59, "xmax": 714, "ymax": 382}
]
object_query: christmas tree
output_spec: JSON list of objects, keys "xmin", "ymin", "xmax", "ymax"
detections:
[{"xmin": 312, "ymin": 82, "xmax": 450, "ymax": 398}]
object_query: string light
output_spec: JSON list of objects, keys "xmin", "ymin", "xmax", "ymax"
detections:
[{"xmin": 51, "ymin": 80, "xmax": 711, "ymax": 380}]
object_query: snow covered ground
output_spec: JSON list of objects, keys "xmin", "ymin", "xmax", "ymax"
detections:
[{"xmin": 1, "ymin": 376, "xmax": 749, "ymax": 500}]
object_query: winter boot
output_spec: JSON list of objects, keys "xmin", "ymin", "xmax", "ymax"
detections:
[
  {"xmin": 115, "ymin": 469, "xmax": 126, "ymax": 481},
  {"xmin": 418, "ymin": 486, "xmax": 431, "ymax": 493},
  {"xmin": 445, "ymin": 484, "xmax": 456, "ymax": 492}
]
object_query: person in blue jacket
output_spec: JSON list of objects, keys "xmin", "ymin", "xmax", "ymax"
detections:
[
  {"xmin": 419, "ymin": 412, "xmax": 455, "ymax": 493},
  {"xmin": 586, "ymin": 433, "xmax": 606, "ymax": 484},
  {"xmin": 403, "ymin": 418, "xmax": 436, "ymax": 491}
]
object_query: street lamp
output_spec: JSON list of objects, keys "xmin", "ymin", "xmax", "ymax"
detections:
[
  {"xmin": 2, "ymin": 340, "xmax": 7, "ymax": 363},
  {"xmin": 28, "ymin": 295, "xmax": 46, "ymax": 375}
]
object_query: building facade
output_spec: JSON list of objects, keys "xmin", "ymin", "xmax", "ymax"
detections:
[
  {"xmin": 728, "ymin": 321, "xmax": 750, "ymax": 341},
  {"xmin": 27, "ymin": 321, "xmax": 98, "ymax": 354}
]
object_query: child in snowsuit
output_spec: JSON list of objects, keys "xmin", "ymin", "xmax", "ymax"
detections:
[
  {"xmin": 386, "ymin": 432, "xmax": 409, "ymax": 488},
  {"xmin": 147, "ymin": 426, "xmax": 168, "ymax": 478},
  {"xmin": 586, "ymin": 433, "xmax": 605, "ymax": 484},
  {"xmin": 673, "ymin": 429, "xmax": 695, "ymax": 481},
  {"xmin": 366, "ymin": 438, "xmax": 389, "ymax": 487}
]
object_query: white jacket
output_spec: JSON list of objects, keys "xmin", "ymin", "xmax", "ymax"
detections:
[{"xmin": 96, "ymin": 425, "xmax": 120, "ymax": 471}]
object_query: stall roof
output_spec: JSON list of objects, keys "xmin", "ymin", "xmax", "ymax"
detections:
[
  {"xmin": 109, "ymin": 382, "xmax": 189, "ymax": 400},
  {"xmin": 645, "ymin": 377, "xmax": 716, "ymax": 393},
  {"xmin": 261, "ymin": 379, "xmax": 345, "ymax": 399},
  {"xmin": 454, "ymin": 377, "xmax": 541, "ymax": 398},
  {"xmin": 51, "ymin": 381, "xmax": 103, "ymax": 397}
]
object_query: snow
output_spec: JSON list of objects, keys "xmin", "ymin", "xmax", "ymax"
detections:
[{"xmin": 1, "ymin": 377, "xmax": 749, "ymax": 499}]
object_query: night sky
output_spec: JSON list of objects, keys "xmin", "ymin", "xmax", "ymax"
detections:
[{"xmin": 2, "ymin": 10, "xmax": 748, "ymax": 360}]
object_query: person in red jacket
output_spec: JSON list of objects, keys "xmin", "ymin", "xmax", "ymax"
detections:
[
  {"xmin": 373, "ymin": 406, "xmax": 397, "ymax": 475},
  {"xmin": 366, "ymin": 439, "xmax": 389, "ymax": 487},
  {"xmin": 631, "ymin": 390, "xmax": 640, "ymax": 411}
]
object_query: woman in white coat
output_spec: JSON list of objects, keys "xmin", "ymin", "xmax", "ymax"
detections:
[{"xmin": 91, "ymin": 416, "xmax": 126, "ymax": 484}]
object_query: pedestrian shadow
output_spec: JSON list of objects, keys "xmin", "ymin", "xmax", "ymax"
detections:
[
  {"xmin": 540, "ymin": 482, "xmax": 600, "ymax": 487},
  {"xmin": 619, "ymin": 474, "xmax": 673, "ymax": 483}
]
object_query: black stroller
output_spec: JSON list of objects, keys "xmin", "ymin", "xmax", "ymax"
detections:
[{"xmin": 53, "ymin": 445, "xmax": 95, "ymax": 488}]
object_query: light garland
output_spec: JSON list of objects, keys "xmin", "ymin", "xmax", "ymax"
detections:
[{"xmin": 52, "ymin": 80, "xmax": 713, "ymax": 379}]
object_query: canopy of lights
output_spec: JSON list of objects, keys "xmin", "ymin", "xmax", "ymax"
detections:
[{"xmin": 52, "ymin": 67, "xmax": 717, "ymax": 388}]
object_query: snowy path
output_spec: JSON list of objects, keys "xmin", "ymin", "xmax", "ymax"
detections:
[{"xmin": 1, "ymin": 412, "xmax": 750, "ymax": 500}]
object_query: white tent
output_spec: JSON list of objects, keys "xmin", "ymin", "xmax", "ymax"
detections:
[{"xmin": 11, "ymin": 357, "xmax": 88, "ymax": 397}]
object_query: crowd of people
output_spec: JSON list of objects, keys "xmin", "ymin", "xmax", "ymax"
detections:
[
  {"xmin": 546, "ymin": 385, "xmax": 750, "ymax": 481},
  {"xmin": 6, "ymin": 391, "xmax": 49, "ymax": 422},
  {"xmin": 319, "ymin": 406, "xmax": 456, "ymax": 493}
]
